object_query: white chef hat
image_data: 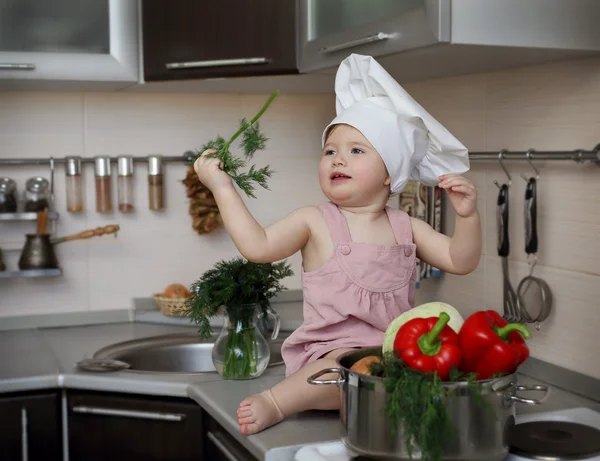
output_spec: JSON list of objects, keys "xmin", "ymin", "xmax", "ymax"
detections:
[{"xmin": 322, "ymin": 54, "xmax": 469, "ymax": 193}]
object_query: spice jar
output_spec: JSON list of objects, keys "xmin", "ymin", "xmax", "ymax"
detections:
[
  {"xmin": 148, "ymin": 155, "xmax": 164, "ymax": 210},
  {"xmin": 117, "ymin": 155, "xmax": 134, "ymax": 213},
  {"xmin": 24, "ymin": 177, "xmax": 51, "ymax": 212},
  {"xmin": 65, "ymin": 156, "xmax": 84, "ymax": 213},
  {"xmin": 0, "ymin": 177, "xmax": 18, "ymax": 213},
  {"xmin": 95, "ymin": 156, "xmax": 112, "ymax": 213}
]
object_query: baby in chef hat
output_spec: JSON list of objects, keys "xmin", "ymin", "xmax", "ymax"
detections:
[{"xmin": 194, "ymin": 54, "xmax": 481, "ymax": 435}]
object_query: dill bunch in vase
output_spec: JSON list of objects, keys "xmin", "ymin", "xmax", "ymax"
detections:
[{"xmin": 181, "ymin": 257, "xmax": 293, "ymax": 379}]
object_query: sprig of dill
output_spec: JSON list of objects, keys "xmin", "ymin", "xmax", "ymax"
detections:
[
  {"xmin": 178, "ymin": 257, "xmax": 293, "ymax": 338},
  {"xmin": 190, "ymin": 90, "xmax": 279, "ymax": 198},
  {"xmin": 370, "ymin": 353, "xmax": 452, "ymax": 461},
  {"xmin": 369, "ymin": 353, "xmax": 492, "ymax": 461}
]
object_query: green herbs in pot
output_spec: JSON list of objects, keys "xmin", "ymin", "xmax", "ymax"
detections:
[{"xmin": 369, "ymin": 353, "xmax": 490, "ymax": 461}]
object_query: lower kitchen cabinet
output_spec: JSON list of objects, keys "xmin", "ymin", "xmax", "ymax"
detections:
[
  {"xmin": 0, "ymin": 388, "xmax": 260, "ymax": 461},
  {"xmin": 204, "ymin": 412, "xmax": 257, "ymax": 461},
  {"xmin": 0, "ymin": 390, "xmax": 62, "ymax": 461},
  {"xmin": 67, "ymin": 390, "xmax": 205, "ymax": 461}
]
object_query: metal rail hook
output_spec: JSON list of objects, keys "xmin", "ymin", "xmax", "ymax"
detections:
[
  {"xmin": 494, "ymin": 150, "xmax": 512, "ymax": 188},
  {"xmin": 521, "ymin": 149, "xmax": 540, "ymax": 182}
]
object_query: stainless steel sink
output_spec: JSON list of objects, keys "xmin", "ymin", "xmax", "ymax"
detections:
[{"xmin": 93, "ymin": 332, "xmax": 286, "ymax": 374}]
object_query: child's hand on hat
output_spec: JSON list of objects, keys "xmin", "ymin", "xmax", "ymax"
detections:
[
  {"xmin": 193, "ymin": 149, "xmax": 233, "ymax": 192},
  {"xmin": 438, "ymin": 174, "xmax": 478, "ymax": 218}
]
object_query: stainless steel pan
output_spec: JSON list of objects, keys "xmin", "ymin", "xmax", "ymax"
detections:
[{"xmin": 308, "ymin": 347, "xmax": 549, "ymax": 461}]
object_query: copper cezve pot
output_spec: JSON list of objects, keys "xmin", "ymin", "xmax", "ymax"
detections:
[{"xmin": 18, "ymin": 224, "xmax": 119, "ymax": 270}]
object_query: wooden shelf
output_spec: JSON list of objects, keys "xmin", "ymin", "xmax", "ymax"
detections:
[
  {"xmin": 0, "ymin": 268, "xmax": 62, "ymax": 279},
  {"xmin": 0, "ymin": 212, "xmax": 59, "ymax": 221}
]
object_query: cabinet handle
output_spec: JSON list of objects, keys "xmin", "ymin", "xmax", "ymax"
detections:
[
  {"xmin": 207, "ymin": 431, "xmax": 250, "ymax": 461},
  {"xmin": 72, "ymin": 405, "xmax": 186, "ymax": 422},
  {"xmin": 165, "ymin": 57, "xmax": 269, "ymax": 70},
  {"xmin": 0, "ymin": 63, "xmax": 36, "ymax": 70},
  {"xmin": 21, "ymin": 408, "xmax": 29, "ymax": 461},
  {"xmin": 319, "ymin": 32, "xmax": 392, "ymax": 54}
]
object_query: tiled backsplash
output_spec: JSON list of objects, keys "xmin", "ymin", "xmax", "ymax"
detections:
[
  {"xmin": 409, "ymin": 57, "xmax": 600, "ymax": 379},
  {"xmin": 1, "ymin": 56, "xmax": 599, "ymax": 379},
  {"xmin": 0, "ymin": 92, "xmax": 334, "ymax": 315}
]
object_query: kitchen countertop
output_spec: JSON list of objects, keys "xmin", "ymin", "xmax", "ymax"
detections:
[{"xmin": 1, "ymin": 320, "xmax": 599, "ymax": 461}]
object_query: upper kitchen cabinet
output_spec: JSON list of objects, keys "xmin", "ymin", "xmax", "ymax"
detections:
[
  {"xmin": 141, "ymin": 0, "xmax": 297, "ymax": 82},
  {"xmin": 298, "ymin": 0, "xmax": 600, "ymax": 82},
  {"xmin": 298, "ymin": 0, "xmax": 447, "ymax": 71},
  {"xmin": 0, "ymin": 0, "xmax": 138, "ymax": 91}
]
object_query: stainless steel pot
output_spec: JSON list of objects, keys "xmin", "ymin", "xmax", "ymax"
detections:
[{"xmin": 307, "ymin": 347, "xmax": 550, "ymax": 461}]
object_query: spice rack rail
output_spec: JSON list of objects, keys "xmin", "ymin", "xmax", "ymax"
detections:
[
  {"xmin": 0, "ymin": 153, "xmax": 193, "ymax": 166},
  {"xmin": 0, "ymin": 154, "xmax": 194, "ymax": 280},
  {"xmin": 0, "ymin": 268, "xmax": 62, "ymax": 279},
  {"xmin": 0, "ymin": 211, "xmax": 59, "ymax": 221},
  {"xmin": 0, "ymin": 153, "xmax": 193, "ymax": 216}
]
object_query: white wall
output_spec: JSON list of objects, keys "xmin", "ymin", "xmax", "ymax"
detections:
[
  {"xmin": 1, "ymin": 56, "xmax": 599, "ymax": 379},
  {"xmin": 0, "ymin": 92, "xmax": 334, "ymax": 314}
]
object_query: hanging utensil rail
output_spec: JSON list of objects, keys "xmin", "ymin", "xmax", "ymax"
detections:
[
  {"xmin": 0, "ymin": 152, "xmax": 195, "ymax": 166},
  {"xmin": 469, "ymin": 144, "xmax": 599, "ymax": 163},
  {"xmin": 0, "ymin": 145, "xmax": 598, "ymax": 167}
]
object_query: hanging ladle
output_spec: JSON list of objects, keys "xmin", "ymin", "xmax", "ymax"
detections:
[
  {"xmin": 18, "ymin": 217, "xmax": 120, "ymax": 270},
  {"xmin": 495, "ymin": 151, "xmax": 521, "ymax": 323},
  {"xmin": 517, "ymin": 151, "xmax": 553, "ymax": 330}
]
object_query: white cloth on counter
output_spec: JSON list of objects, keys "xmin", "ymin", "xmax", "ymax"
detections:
[{"xmin": 294, "ymin": 441, "xmax": 356, "ymax": 461}]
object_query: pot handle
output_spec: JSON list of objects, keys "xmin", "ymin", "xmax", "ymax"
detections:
[
  {"xmin": 509, "ymin": 384, "xmax": 551, "ymax": 405},
  {"xmin": 306, "ymin": 368, "xmax": 343, "ymax": 386}
]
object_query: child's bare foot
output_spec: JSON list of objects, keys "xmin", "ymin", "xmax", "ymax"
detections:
[{"xmin": 237, "ymin": 389, "xmax": 285, "ymax": 435}]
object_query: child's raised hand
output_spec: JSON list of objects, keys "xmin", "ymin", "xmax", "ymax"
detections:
[
  {"xmin": 438, "ymin": 174, "xmax": 478, "ymax": 218},
  {"xmin": 193, "ymin": 149, "xmax": 233, "ymax": 192}
]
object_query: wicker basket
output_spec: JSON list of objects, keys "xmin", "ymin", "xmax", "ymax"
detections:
[{"xmin": 152, "ymin": 294, "xmax": 189, "ymax": 317}]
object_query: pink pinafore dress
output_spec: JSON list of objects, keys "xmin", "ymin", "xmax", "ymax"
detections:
[{"xmin": 281, "ymin": 202, "xmax": 417, "ymax": 376}]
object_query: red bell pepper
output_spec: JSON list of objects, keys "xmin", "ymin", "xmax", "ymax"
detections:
[
  {"xmin": 458, "ymin": 310, "xmax": 531, "ymax": 380},
  {"xmin": 393, "ymin": 312, "xmax": 462, "ymax": 381}
]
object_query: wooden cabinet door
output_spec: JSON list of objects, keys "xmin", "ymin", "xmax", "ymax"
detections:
[
  {"xmin": 67, "ymin": 390, "xmax": 204, "ymax": 461},
  {"xmin": 204, "ymin": 412, "xmax": 257, "ymax": 461},
  {"xmin": 0, "ymin": 390, "xmax": 62, "ymax": 461},
  {"xmin": 142, "ymin": 0, "xmax": 298, "ymax": 81}
]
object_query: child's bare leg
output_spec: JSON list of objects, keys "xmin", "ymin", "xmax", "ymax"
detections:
[{"xmin": 237, "ymin": 348, "xmax": 353, "ymax": 435}]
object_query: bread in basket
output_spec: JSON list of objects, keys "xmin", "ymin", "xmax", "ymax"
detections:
[{"xmin": 153, "ymin": 283, "xmax": 190, "ymax": 316}]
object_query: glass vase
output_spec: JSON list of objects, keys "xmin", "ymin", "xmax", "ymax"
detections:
[
  {"xmin": 256, "ymin": 303, "xmax": 281, "ymax": 343},
  {"xmin": 212, "ymin": 304, "xmax": 271, "ymax": 380}
]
